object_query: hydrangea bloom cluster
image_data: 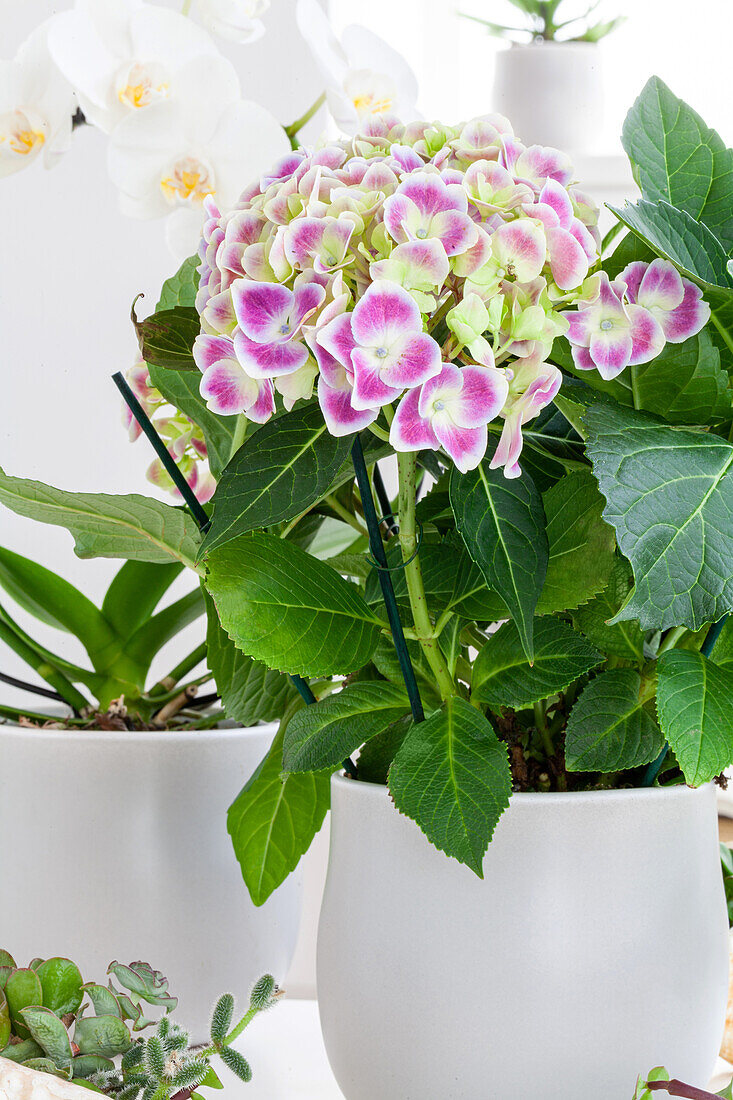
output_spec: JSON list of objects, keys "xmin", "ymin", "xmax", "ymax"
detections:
[
  {"xmin": 123, "ymin": 361, "xmax": 215, "ymax": 502},
  {"xmin": 192, "ymin": 114, "xmax": 709, "ymax": 476}
]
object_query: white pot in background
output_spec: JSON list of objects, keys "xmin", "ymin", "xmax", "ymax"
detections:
[
  {"xmin": 493, "ymin": 42, "xmax": 605, "ymax": 155},
  {"xmin": 318, "ymin": 776, "xmax": 728, "ymax": 1100},
  {"xmin": 0, "ymin": 724, "xmax": 302, "ymax": 1040}
]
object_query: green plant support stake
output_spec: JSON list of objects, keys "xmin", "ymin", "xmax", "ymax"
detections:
[
  {"xmin": 350, "ymin": 435, "xmax": 424, "ymax": 723},
  {"xmin": 642, "ymin": 615, "xmax": 730, "ymax": 787}
]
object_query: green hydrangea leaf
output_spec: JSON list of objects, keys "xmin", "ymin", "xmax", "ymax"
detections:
[
  {"xmin": 657, "ymin": 649, "xmax": 733, "ymax": 784},
  {"xmin": 565, "ymin": 669, "xmax": 663, "ymax": 772}
]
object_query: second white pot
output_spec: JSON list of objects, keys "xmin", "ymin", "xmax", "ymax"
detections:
[
  {"xmin": 318, "ymin": 776, "xmax": 728, "ymax": 1100},
  {"xmin": 0, "ymin": 723, "xmax": 302, "ymax": 1040}
]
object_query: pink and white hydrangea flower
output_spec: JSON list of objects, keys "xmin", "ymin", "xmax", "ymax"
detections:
[
  {"xmin": 523, "ymin": 179, "xmax": 595, "ymax": 291},
  {"xmin": 194, "ymin": 332, "xmax": 275, "ymax": 421},
  {"xmin": 490, "ymin": 357, "xmax": 562, "ymax": 479},
  {"xmin": 566, "ymin": 272, "xmax": 665, "ymax": 380},
  {"xmin": 383, "ymin": 171, "xmax": 478, "ymax": 257},
  {"xmin": 231, "ymin": 279, "xmax": 325, "ymax": 377},
  {"xmin": 619, "ymin": 259, "xmax": 711, "ymax": 343},
  {"xmin": 317, "ymin": 280, "xmax": 442, "ymax": 410},
  {"xmin": 390, "ymin": 363, "xmax": 509, "ymax": 473}
]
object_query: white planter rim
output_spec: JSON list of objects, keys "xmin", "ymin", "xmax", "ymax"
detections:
[
  {"xmin": 504, "ymin": 40, "xmax": 599, "ymax": 51},
  {"xmin": 0, "ymin": 721, "xmax": 277, "ymax": 745},
  {"xmin": 333, "ymin": 771, "xmax": 709, "ymax": 806}
]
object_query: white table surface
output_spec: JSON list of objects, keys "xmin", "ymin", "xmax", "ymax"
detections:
[{"xmin": 226, "ymin": 999, "xmax": 731, "ymax": 1098}]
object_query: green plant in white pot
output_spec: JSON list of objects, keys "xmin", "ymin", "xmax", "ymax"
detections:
[
  {"xmin": 92, "ymin": 72, "xmax": 733, "ymax": 1097},
  {"xmin": 461, "ymin": 0, "xmax": 625, "ymax": 152}
]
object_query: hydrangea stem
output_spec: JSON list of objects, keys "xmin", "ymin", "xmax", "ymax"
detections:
[{"xmin": 397, "ymin": 452, "xmax": 455, "ymax": 701}]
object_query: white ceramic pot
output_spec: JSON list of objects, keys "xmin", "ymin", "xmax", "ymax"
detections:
[
  {"xmin": 493, "ymin": 42, "xmax": 605, "ymax": 155},
  {"xmin": 318, "ymin": 776, "xmax": 728, "ymax": 1100},
  {"xmin": 0, "ymin": 724, "xmax": 302, "ymax": 1040}
]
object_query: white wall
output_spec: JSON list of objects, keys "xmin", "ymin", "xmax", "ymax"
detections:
[{"xmin": 0, "ymin": 0, "xmax": 325, "ymax": 708}]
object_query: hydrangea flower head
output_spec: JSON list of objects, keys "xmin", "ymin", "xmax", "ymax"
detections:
[{"xmin": 191, "ymin": 114, "xmax": 709, "ymax": 477}]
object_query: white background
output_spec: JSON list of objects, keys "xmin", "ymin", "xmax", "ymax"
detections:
[{"xmin": 2, "ymin": 0, "xmax": 733, "ymax": 705}]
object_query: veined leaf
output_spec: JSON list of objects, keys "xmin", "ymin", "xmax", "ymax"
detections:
[
  {"xmin": 657, "ymin": 649, "xmax": 733, "ymax": 785},
  {"xmin": 565, "ymin": 669, "xmax": 663, "ymax": 772},
  {"xmin": 202, "ymin": 402, "xmax": 353, "ymax": 553},
  {"xmin": 388, "ymin": 697, "xmax": 512, "ymax": 875},
  {"xmin": 134, "ymin": 305, "xmax": 199, "ymax": 372},
  {"xmin": 156, "ymin": 255, "xmax": 200, "ymax": 310},
  {"xmin": 631, "ymin": 330, "xmax": 731, "ymax": 425},
  {"xmin": 472, "ymin": 618, "xmax": 602, "ymax": 709},
  {"xmin": 450, "ymin": 460, "xmax": 547, "ymax": 660},
  {"xmin": 205, "ymin": 533, "xmax": 382, "ymax": 678},
  {"xmin": 622, "ymin": 76, "xmax": 733, "ymax": 255},
  {"xmin": 228, "ymin": 725, "xmax": 330, "ymax": 906},
  {"xmin": 20, "ymin": 1007, "xmax": 73, "ymax": 1068},
  {"xmin": 283, "ymin": 682, "xmax": 410, "ymax": 772},
  {"xmin": 205, "ymin": 591, "xmax": 296, "ymax": 724},
  {"xmin": 572, "ymin": 557, "xmax": 646, "ymax": 661},
  {"xmin": 585, "ymin": 401, "xmax": 733, "ymax": 630},
  {"xmin": 101, "ymin": 561, "xmax": 183, "ymax": 638},
  {"xmin": 0, "ymin": 470, "xmax": 203, "ymax": 571},
  {"xmin": 74, "ymin": 1015, "xmax": 131, "ymax": 1058},
  {"xmin": 713, "ymin": 618, "xmax": 733, "ymax": 668}
]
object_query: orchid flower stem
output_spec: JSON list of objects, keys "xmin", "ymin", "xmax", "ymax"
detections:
[
  {"xmin": 285, "ymin": 92, "xmax": 327, "ymax": 141},
  {"xmin": 397, "ymin": 451, "xmax": 455, "ymax": 702},
  {"xmin": 325, "ymin": 494, "xmax": 368, "ymax": 537},
  {"xmin": 149, "ymin": 643, "xmax": 208, "ymax": 696}
]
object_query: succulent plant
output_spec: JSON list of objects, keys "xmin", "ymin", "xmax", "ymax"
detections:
[{"xmin": 0, "ymin": 952, "xmax": 280, "ymax": 1097}]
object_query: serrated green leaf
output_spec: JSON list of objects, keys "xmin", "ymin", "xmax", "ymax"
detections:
[
  {"xmin": 201, "ymin": 402, "xmax": 353, "ymax": 553},
  {"xmin": 585, "ymin": 401, "xmax": 733, "ymax": 631},
  {"xmin": 134, "ymin": 305, "xmax": 200, "ymax": 372},
  {"xmin": 74, "ymin": 1015, "xmax": 132, "ymax": 1058},
  {"xmin": 0, "ymin": 991, "xmax": 10, "ymax": 1050},
  {"xmin": 472, "ymin": 618, "xmax": 602, "ymax": 709},
  {"xmin": 204, "ymin": 590, "xmax": 296, "ymax": 724},
  {"xmin": 609, "ymin": 198, "xmax": 733, "ymax": 291},
  {"xmin": 449, "ymin": 460, "xmax": 547, "ymax": 660},
  {"xmin": 388, "ymin": 697, "xmax": 511, "ymax": 874},
  {"xmin": 622, "ymin": 77, "xmax": 733, "ymax": 255},
  {"xmin": 630, "ymin": 330, "xmax": 731, "ymax": 425},
  {"xmin": 712, "ymin": 618, "xmax": 733, "ymax": 668},
  {"xmin": 227, "ymin": 725, "xmax": 331, "ymax": 906},
  {"xmin": 537, "ymin": 470, "xmax": 616, "ymax": 614},
  {"xmin": 36, "ymin": 958, "xmax": 83, "ymax": 1016},
  {"xmin": 657, "ymin": 649, "xmax": 733, "ymax": 784},
  {"xmin": 0, "ymin": 470, "xmax": 203, "ymax": 571},
  {"xmin": 356, "ymin": 715, "xmax": 411, "ymax": 785},
  {"xmin": 565, "ymin": 669, "xmax": 663, "ymax": 772},
  {"xmin": 20, "ymin": 1006, "xmax": 73, "ymax": 1067},
  {"xmin": 572, "ymin": 557, "xmax": 645, "ymax": 661},
  {"xmin": 205, "ymin": 533, "xmax": 382, "ymax": 678},
  {"xmin": 156, "ymin": 255, "xmax": 200, "ymax": 311},
  {"xmin": 4, "ymin": 969, "xmax": 43, "ymax": 1039},
  {"xmin": 283, "ymin": 682, "xmax": 410, "ymax": 772},
  {"xmin": 371, "ymin": 636, "xmax": 442, "ymax": 709}
]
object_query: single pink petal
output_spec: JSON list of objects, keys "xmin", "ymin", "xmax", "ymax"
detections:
[
  {"xmin": 489, "ymin": 413, "xmax": 523, "ymax": 479},
  {"xmin": 453, "ymin": 365, "xmax": 509, "ymax": 427},
  {"xmin": 389, "ymin": 388, "xmax": 440, "ymax": 452},
  {"xmin": 233, "ymin": 330, "xmax": 310, "ymax": 377},
  {"xmin": 248, "ymin": 380, "xmax": 277, "ymax": 423},
  {"xmin": 522, "ymin": 201, "xmax": 560, "ymax": 230},
  {"xmin": 618, "ymin": 261, "xmax": 647, "ymax": 304},
  {"xmin": 283, "ymin": 218, "xmax": 324, "ymax": 266},
  {"xmin": 546, "ymin": 226, "xmax": 589, "ymax": 291},
  {"xmin": 492, "ymin": 220, "xmax": 546, "ymax": 282},
  {"xmin": 316, "ymin": 312, "xmax": 356, "ymax": 371},
  {"xmin": 200, "ymin": 360, "xmax": 262, "ymax": 416},
  {"xmin": 290, "ymin": 281, "xmax": 327, "ymax": 330},
  {"xmin": 193, "ymin": 333, "xmax": 236, "ymax": 373},
  {"xmin": 373, "ymin": 332, "xmax": 443, "ymax": 389},
  {"xmin": 451, "ymin": 225, "xmax": 492, "ymax": 277},
  {"xmin": 317, "ymin": 375, "xmax": 379, "ymax": 436},
  {"xmin": 399, "ymin": 172, "xmax": 466, "ymax": 217},
  {"xmin": 383, "ymin": 192, "xmax": 421, "ymax": 243},
  {"xmin": 539, "ymin": 179, "xmax": 573, "ymax": 227},
  {"xmin": 637, "ymin": 258, "xmax": 685, "ymax": 312},
  {"xmin": 350, "ymin": 358, "xmax": 402, "ymax": 410},
  {"xmin": 351, "ymin": 281, "xmax": 422, "ymax": 346},
  {"xmin": 429, "ymin": 209, "xmax": 479, "ymax": 255},
  {"xmin": 515, "ymin": 145, "xmax": 574, "ymax": 189},
  {"xmin": 660, "ymin": 280, "xmax": 711, "ymax": 342},
  {"xmin": 588, "ymin": 329, "xmax": 633, "ymax": 379},
  {"xmin": 627, "ymin": 305, "xmax": 666, "ymax": 365},
  {"xmin": 566, "ymin": 310, "xmax": 593, "ymax": 347},
  {"xmin": 432, "ymin": 420, "xmax": 488, "ymax": 473},
  {"xmin": 570, "ymin": 219, "xmax": 598, "ymax": 262},
  {"xmin": 571, "ymin": 345, "xmax": 597, "ymax": 372},
  {"xmin": 389, "ymin": 144, "xmax": 424, "ymax": 173},
  {"xmin": 231, "ymin": 281, "xmax": 292, "ymax": 343},
  {"xmin": 203, "ymin": 290, "xmax": 237, "ymax": 334}
]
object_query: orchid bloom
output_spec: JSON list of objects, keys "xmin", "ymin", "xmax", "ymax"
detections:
[
  {"xmin": 48, "ymin": 0, "xmax": 220, "ymax": 134},
  {"xmin": 619, "ymin": 259, "xmax": 711, "ymax": 343},
  {"xmin": 566, "ymin": 272, "xmax": 665, "ymax": 380},
  {"xmin": 317, "ymin": 281, "xmax": 441, "ymax": 410},
  {"xmin": 0, "ymin": 26, "xmax": 75, "ymax": 178},
  {"xmin": 390, "ymin": 364, "xmax": 509, "ymax": 473},
  {"xmin": 295, "ymin": 0, "xmax": 418, "ymax": 134},
  {"xmin": 490, "ymin": 357, "xmax": 562, "ymax": 479},
  {"xmin": 195, "ymin": 0, "xmax": 269, "ymax": 44},
  {"xmin": 194, "ymin": 332, "xmax": 275, "ymax": 420}
]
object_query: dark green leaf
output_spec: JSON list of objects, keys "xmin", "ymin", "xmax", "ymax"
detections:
[
  {"xmin": 356, "ymin": 715, "xmax": 411, "ymax": 784},
  {"xmin": 201, "ymin": 402, "xmax": 353, "ymax": 554},
  {"xmin": 572, "ymin": 557, "xmax": 646, "ymax": 661},
  {"xmin": 622, "ymin": 76, "xmax": 733, "ymax": 255},
  {"xmin": 371, "ymin": 636, "xmax": 443, "ymax": 709},
  {"xmin": 134, "ymin": 306, "xmax": 200, "ymax": 372},
  {"xmin": 388, "ymin": 697, "xmax": 511, "ymax": 875},
  {"xmin": 585, "ymin": 401, "xmax": 733, "ymax": 630},
  {"xmin": 630, "ymin": 330, "xmax": 731, "ymax": 425},
  {"xmin": 4, "ymin": 969, "xmax": 43, "ymax": 1039},
  {"xmin": 101, "ymin": 561, "xmax": 183, "ymax": 638},
  {"xmin": 712, "ymin": 618, "xmax": 733, "ymax": 668},
  {"xmin": 283, "ymin": 682, "xmax": 410, "ymax": 772},
  {"xmin": 74, "ymin": 1015, "xmax": 132, "ymax": 1058},
  {"xmin": 0, "ymin": 1039, "xmax": 43, "ymax": 1064},
  {"xmin": 0, "ymin": 470, "xmax": 203, "ymax": 570},
  {"xmin": 205, "ymin": 590, "xmax": 296, "ymax": 724},
  {"xmin": 450, "ymin": 460, "xmax": 547, "ymax": 660},
  {"xmin": 228, "ymin": 725, "xmax": 331, "ymax": 906},
  {"xmin": 20, "ymin": 1006, "xmax": 73, "ymax": 1067},
  {"xmin": 36, "ymin": 958, "xmax": 83, "ymax": 1016},
  {"xmin": 472, "ymin": 618, "xmax": 602, "ymax": 709},
  {"xmin": 0, "ymin": 991, "xmax": 10, "ymax": 1050},
  {"xmin": 210, "ymin": 993, "xmax": 234, "ymax": 1044},
  {"xmin": 156, "ymin": 255, "xmax": 200, "ymax": 311},
  {"xmin": 657, "ymin": 649, "xmax": 733, "ymax": 784},
  {"xmin": 565, "ymin": 669, "xmax": 663, "ymax": 772},
  {"xmin": 205, "ymin": 533, "xmax": 382, "ymax": 678},
  {"xmin": 124, "ymin": 588, "xmax": 204, "ymax": 670},
  {"xmin": 71, "ymin": 1054, "xmax": 115, "ymax": 1078}
]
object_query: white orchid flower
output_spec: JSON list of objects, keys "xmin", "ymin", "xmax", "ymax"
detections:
[
  {"xmin": 295, "ymin": 0, "xmax": 418, "ymax": 134},
  {"xmin": 0, "ymin": 25, "xmax": 75, "ymax": 178},
  {"xmin": 195, "ymin": 0, "xmax": 269, "ymax": 44},
  {"xmin": 47, "ymin": 0, "xmax": 222, "ymax": 134},
  {"xmin": 108, "ymin": 55, "xmax": 289, "ymax": 250}
]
